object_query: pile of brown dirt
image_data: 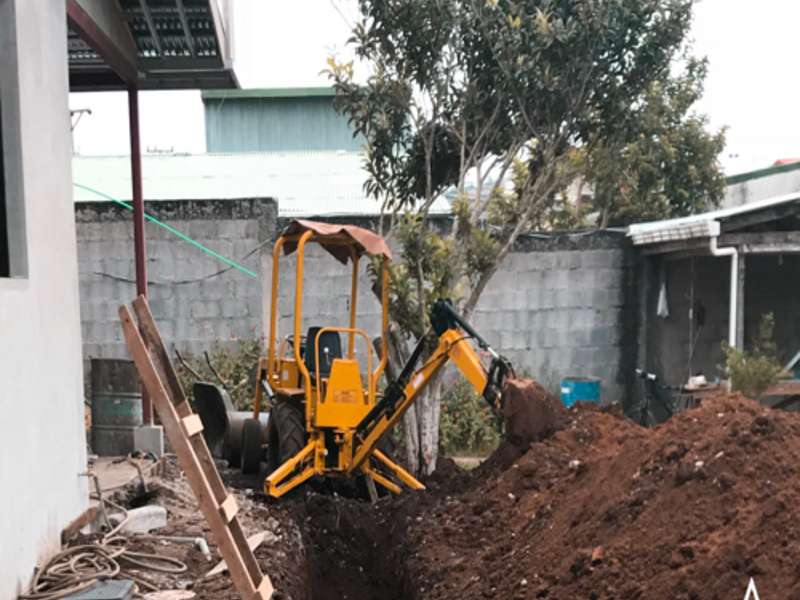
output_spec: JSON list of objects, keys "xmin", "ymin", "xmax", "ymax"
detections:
[
  {"xmin": 404, "ymin": 393, "xmax": 800, "ymax": 600},
  {"xmin": 95, "ymin": 389, "xmax": 800, "ymax": 600}
]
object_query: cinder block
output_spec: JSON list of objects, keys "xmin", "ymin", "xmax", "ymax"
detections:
[
  {"xmin": 133, "ymin": 425, "xmax": 165, "ymax": 459},
  {"xmin": 220, "ymin": 298, "xmax": 248, "ymax": 320},
  {"xmin": 589, "ymin": 328, "xmax": 613, "ymax": 347},
  {"xmin": 191, "ymin": 301, "xmax": 221, "ymax": 319}
]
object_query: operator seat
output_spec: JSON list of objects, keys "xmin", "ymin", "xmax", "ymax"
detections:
[{"xmin": 305, "ymin": 326, "xmax": 343, "ymax": 386}]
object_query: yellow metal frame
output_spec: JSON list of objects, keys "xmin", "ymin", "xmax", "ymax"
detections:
[{"xmin": 258, "ymin": 226, "xmax": 495, "ymax": 498}]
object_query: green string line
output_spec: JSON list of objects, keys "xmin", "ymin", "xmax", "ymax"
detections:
[{"xmin": 73, "ymin": 182, "xmax": 258, "ymax": 278}]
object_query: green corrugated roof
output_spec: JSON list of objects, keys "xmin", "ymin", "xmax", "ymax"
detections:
[
  {"xmin": 202, "ymin": 87, "xmax": 336, "ymax": 100},
  {"xmin": 71, "ymin": 151, "xmax": 453, "ymax": 217},
  {"xmin": 726, "ymin": 160, "xmax": 800, "ymax": 186}
]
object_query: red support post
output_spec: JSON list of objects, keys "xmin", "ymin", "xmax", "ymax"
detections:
[{"xmin": 128, "ymin": 84, "xmax": 152, "ymax": 425}]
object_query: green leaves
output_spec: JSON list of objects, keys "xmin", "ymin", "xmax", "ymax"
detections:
[
  {"xmin": 328, "ymin": 0, "xmax": 704, "ymax": 325},
  {"xmin": 584, "ymin": 57, "xmax": 726, "ymax": 227},
  {"xmin": 721, "ymin": 313, "xmax": 782, "ymax": 400}
]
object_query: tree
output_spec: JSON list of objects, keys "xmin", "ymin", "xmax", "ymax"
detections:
[
  {"xmin": 584, "ymin": 58, "xmax": 727, "ymax": 228},
  {"xmin": 328, "ymin": 0, "xmax": 695, "ymax": 476}
]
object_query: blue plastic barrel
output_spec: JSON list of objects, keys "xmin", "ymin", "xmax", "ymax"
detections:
[{"xmin": 561, "ymin": 377, "xmax": 601, "ymax": 407}]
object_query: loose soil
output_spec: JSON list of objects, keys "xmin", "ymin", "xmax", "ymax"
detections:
[{"xmin": 80, "ymin": 384, "xmax": 800, "ymax": 599}]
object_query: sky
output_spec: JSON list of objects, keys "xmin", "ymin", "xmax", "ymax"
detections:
[{"xmin": 69, "ymin": 0, "xmax": 800, "ymax": 176}]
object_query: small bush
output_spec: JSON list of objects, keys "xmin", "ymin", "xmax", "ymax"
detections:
[
  {"xmin": 176, "ymin": 331, "xmax": 263, "ymax": 411},
  {"xmin": 721, "ymin": 313, "xmax": 781, "ymax": 400},
  {"xmin": 438, "ymin": 375, "xmax": 501, "ymax": 456}
]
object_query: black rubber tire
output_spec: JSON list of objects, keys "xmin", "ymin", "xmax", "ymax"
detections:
[
  {"xmin": 224, "ymin": 422, "xmax": 242, "ymax": 469},
  {"xmin": 241, "ymin": 418, "xmax": 263, "ymax": 475},
  {"xmin": 273, "ymin": 401, "xmax": 306, "ymax": 465},
  {"xmin": 266, "ymin": 417, "xmax": 280, "ymax": 475}
]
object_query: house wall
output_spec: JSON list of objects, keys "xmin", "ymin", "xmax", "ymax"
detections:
[
  {"xmin": 0, "ymin": 2, "xmax": 88, "ymax": 597},
  {"xmin": 644, "ymin": 254, "xmax": 800, "ymax": 394},
  {"xmin": 471, "ymin": 233, "xmax": 641, "ymax": 404},
  {"xmin": 644, "ymin": 256, "xmax": 732, "ymax": 390},
  {"xmin": 75, "ymin": 199, "xmax": 277, "ymax": 387}
]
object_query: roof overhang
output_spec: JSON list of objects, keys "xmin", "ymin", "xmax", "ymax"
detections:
[
  {"xmin": 68, "ymin": 0, "xmax": 238, "ymax": 92},
  {"xmin": 628, "ymin": 193, "xmax": 800, "ymax": 256}
]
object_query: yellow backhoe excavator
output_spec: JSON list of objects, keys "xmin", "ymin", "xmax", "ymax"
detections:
[{"xmin": 242, "ymin": 220, "xmax": 514, "ymax": 498}]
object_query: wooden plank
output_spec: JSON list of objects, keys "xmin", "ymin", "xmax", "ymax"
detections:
[
  {"xmin": 204, "ymin": 531, "xmax": 271, "ymax": 580},
  {"xmin": 129, "ymin": 297, "xmax": 266, "ymax": 586},
  {"xmin": 640, "ymin": 239, "xmax": 711, "ymax": 256},
  {"xmin": 61, "ymin": 506, "xmax": 98, "ymax": 545},
  {"xmin": 119, "ymin": 305, "xmax": 267, "ymax": 599},
  {"xmin": 720, "ymin": 203, "xmax": 800, "ymax": 232},
  {"xmin": 219, "ymin": 495, "xmax": 239, "ymax": 523},
  {"xmin": 182, "ymin": 414, "xmax": 204, "ymax": 438},
  {"xmin": 772, "ymin": 394, "xmax": 800, "ymax": 411},
  {"xmin": 738, "ymin": 243, "xmax": 800, "ymax": 255},
  {"xmin": 131, "ymin": 296, "xmax": 186, "ymax": 408},
  {"xmin": 254, "ymin": 576, "xmax": 276, "ymax": 600},
  {"xmin": 762, "ymin": 381, "xmax": 800, "ymax": 397}
]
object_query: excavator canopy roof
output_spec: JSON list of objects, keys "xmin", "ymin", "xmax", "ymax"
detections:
[{"xmin": 281, "ymin": 219, "xmax": 392, "ymax": 264}]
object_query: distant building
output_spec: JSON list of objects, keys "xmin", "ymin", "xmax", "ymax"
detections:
[
  {"xmin": 203, "ymin": 88, "xmax": 363, "ymax": 153},
  {"xmin": 724, "ymin": 161, "xmax": 800, "ymax": 208}
]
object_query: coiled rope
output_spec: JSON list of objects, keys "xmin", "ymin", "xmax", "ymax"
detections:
[{"xmin": 21, "ymin": 475, "xmax": 189, "ymax": 599}]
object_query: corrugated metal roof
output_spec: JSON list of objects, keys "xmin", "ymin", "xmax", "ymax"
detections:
[
  {"xmin": 202, "ymin": 87, "xmax": 336, "ymax": 100},
  {"xmin": 71, "ymin": 152, "xmax": 452, "ymax": 217},
  {"xmin": 628, "ymin": 191, "xmax": 800, "ymax": 245}
]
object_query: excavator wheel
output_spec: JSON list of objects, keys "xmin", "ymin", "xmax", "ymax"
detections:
[
  {"xmin": 267, "ymin": 401, "xmax": 306, "ymax": 471},
  {"xmin": 266, "ymin": 419, "xmax": 280, "ymax": 475},
  {"xmin": 241, "ymin": 418, "xmax": 263, "ymax": 475}
]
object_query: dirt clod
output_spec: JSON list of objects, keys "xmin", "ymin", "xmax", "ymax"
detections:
[{"xmin": 501, "ymin": 378, "xmax": 567, "ymax": 448}]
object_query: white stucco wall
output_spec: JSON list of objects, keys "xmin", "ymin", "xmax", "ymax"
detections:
[
  {"xmin": 0, "ymin": 1, "xmax": 88, "ymax": 598},
  {"xmin": 724, "ymin": 168, "xmax": 800, "ymax": 208}
]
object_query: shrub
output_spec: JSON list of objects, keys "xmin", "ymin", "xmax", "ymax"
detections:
[
  {"xmin": 438, "ymin": 375, "xmax": 501, "ymax": 456},
  {"xmin": 176, "ymin": 331, "xmax": 263, "ymax": 411},
  {"xmin": 721, "ymin": 313, "xmax": 781, "ymax": 400}
]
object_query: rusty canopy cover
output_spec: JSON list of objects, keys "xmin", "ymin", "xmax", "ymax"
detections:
[{"xmin": 281, "ymin": 219, "xmax": 392, "ymax": 264}]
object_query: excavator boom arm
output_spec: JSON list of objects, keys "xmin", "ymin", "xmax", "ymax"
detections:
[{"xmin": 349, "ymin": 300, "xmax": 513, "ymax": 474}]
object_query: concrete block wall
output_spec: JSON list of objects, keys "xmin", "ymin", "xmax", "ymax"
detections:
[
  {"xmin": 268, "ymin": 245, "xmax": 384, "ymax": 369},
  {"xmin": 75, "ymin": 207, "xmax": 640, "ymax": 406},
  {"xmin": 472, "ymin": 231, "xmax": 641, "ymax": 404},
  {"xmin": 75, "ymin": 198, "xmax": 277, "ymax": 387},
  {"xmin": 268, "ymin": 218, "xmax": 640, "ymax": 404}
]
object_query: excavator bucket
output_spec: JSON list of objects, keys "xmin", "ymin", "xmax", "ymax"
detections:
[{"xmin": 500, "ymin": 378, "xmax": 568, "ymax": 447}]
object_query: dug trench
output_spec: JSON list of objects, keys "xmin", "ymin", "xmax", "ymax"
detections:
[{"xmin": 109, "ymin": 380, "xmax": 800, "ymax": 599}]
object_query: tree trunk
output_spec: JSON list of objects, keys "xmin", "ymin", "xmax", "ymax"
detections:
[
  {"xmin": 374, "ymin": 323, "xmax": 421, "ymax": 476},
  {"xmin": 416, "ymin": 370, "xmax": 444, "ymax": 476},
  {"xmin": 373, "ymin": 323, "xmax": 446, "ymax": 477}
]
